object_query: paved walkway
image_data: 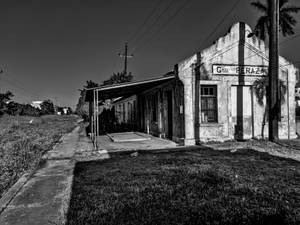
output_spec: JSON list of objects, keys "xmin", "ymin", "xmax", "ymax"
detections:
[
  {"xmin": 0, "ymin": 125, "xmax": 94, "ymax": 225},
  {"xmin": 0, "ymin": 129, "xmax": 178, "ymax": 224}
]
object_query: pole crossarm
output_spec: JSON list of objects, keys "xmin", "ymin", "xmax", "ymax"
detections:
[{"xmin": 119, "ymin": 43, "xmax": 133, "ymax": 74}]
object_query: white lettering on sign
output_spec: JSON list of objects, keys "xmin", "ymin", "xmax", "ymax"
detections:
[{"xmin": 212, "ymin": 65, "xmax": 268, "ymax": 76}]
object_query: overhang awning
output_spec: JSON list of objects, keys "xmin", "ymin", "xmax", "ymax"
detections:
[{"xmin": 85, "ymin": 75, "xmax": 175, "ymax": 101}]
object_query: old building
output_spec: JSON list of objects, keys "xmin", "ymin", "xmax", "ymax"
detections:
[
  {"xmin": 113, "ymin": 95, "xmax": 137, "ymax": 126},
  {"xmin": 176, "ymin": 22, "xmax": 297, "ymax": 144},
  {"xmin": 86, "ymin": 22, "xmax": 298, "ymax": 147}
]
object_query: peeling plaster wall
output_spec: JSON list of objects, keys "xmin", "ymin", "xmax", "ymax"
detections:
[{"xmin": 178, "ymin": 22, "xmax": 297, "ymax": 142}]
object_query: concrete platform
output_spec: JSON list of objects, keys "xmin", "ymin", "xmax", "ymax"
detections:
[
  {"xmin": 107, "ymin": 132, "xmax": 151, "ymax": 142},
  {"xmin": 96, "ymin": 132, "xmax": 177, "ymax": 152}
]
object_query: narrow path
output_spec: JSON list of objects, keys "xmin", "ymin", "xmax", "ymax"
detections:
[{"xmin": 0, "ymin": 126, "xmax": 93, "ymax": 225}]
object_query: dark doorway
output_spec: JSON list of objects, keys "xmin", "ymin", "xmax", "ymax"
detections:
[{"xmin": 166, "ymin": 91, "xmax": 173, "ymax": 139}]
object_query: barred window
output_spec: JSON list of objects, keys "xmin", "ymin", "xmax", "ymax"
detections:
[{"xmin": 201, "ymin": 85, "xmax": 218, "ymax": 123}]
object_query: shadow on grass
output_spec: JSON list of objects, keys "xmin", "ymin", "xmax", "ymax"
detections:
[{"xmin": 67, "ymin": 148, "xmax": 300, "ymax": 225}]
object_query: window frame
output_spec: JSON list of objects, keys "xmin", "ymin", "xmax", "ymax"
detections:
[{"xmin": 200, "ymin": 85, "xmax": 218, "ymax": 123}]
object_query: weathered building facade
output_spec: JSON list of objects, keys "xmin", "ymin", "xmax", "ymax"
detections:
[
  {"xmin": 113, "ymin": 95, "xmax": 137, "ymax": 125},
  {"xmin": 177, "ymin": 22, "xmax": 297, "ymax": 145},
  {"xmin": 137, "ymin": 78, "xmax": 185, "ymax": 143},
  {"xmin": 86, "ymin": 22, "xmax": 298, "ymax": 147}
]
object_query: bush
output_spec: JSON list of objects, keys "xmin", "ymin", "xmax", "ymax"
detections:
[
  {"xmin": 40, "ymin": 100, "xmax": 55, "ymax": 115},
  {"xmin": 5, "ymin": 102, "xmax": 40, "ymax": 117}
]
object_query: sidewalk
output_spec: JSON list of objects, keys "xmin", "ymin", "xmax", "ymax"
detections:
[{"xmin": 0, "ymin": 125, "xmax": 94, "ymax": 225}]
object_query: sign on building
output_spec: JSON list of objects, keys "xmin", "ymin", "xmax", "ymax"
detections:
[{"xmin": 212, "ymin": 64, "xmax": 268, "ymax": 76}]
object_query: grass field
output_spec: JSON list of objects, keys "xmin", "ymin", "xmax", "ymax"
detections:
[
  {"xmin": 67, "ymin": 149, "xmax": 300, "ymax": 225},
  {"xmin": 0, "ymin": 114, "xmax": 78, "ymax": 198}
]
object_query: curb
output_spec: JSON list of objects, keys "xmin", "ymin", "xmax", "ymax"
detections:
[
  {"xmin": 102, "ymin": 145, "xmax": 203, "ymax": 157},
  {"xmin": 0, "ymin": 124, "xmax": 81, "ymax": 216},
  {"xmin": 0, "ymin": 172, "xmax": 31, "ymax": 214},
  {"xmin": 42, "ymin": 125, "xmax": 81, "ymax": 160}
]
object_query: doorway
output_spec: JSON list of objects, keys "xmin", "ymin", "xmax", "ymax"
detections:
[
  {"xmin": 166, "ymin": 91, "xmax": 173, "ymax": 139},
  {"xmin": 231, "ymin": 86, "xmax": 253, "ymax": 140}
]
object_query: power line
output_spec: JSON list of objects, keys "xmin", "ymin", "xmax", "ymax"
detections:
[
  {"xmin": 130, "ymin": 0, "xmax": 177, "ymax": 50},
  {"xmin": 1, "ymin": 75, "xmax": 44, "ymax": 100},
  {"xmin": 132, "ymin": 0, "xmax": 193, "ymax": 54},
  {"xmin": 196, "ymin": 0, "xmax": 242, "ymax": 52},
  {"xmin": 230, "ymin": 33, "xmax": 300, "ymax": 64},
  {"xmin": 126, "ymin": 0, "xmax": 163, "ymax": 44}
]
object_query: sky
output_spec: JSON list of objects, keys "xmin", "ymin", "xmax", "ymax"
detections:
[{"xmin": 0, "ymin": 0, "xmax": 299, "ymax": 108}]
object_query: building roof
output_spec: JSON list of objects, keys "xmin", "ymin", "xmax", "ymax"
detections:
[{"xmin": 85, "ymin": 75, "xmax": 175, "ymax": 102}]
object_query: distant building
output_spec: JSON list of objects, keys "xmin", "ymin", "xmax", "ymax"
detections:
[{"xmin": 31, "ymin": 101, "xmax": 43, "ymax": 109}]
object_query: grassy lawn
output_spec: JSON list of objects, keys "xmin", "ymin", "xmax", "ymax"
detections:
[
  {"xmin": 0, "ymin": 114, "xmax": 78, "ymax": 197},
  {"xmin": 67, "ymin": 149, "xmax": 300, "ymax": 225}
]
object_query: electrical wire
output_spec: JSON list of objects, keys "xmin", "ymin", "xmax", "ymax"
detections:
[
  {"xmin": 196, "ymin": 0, "xmax": 242, "ymax": 52},
  {"xmin": 1, "ymin": 75, "xmax": 44, "ymax": 100},
  {"xmin": 132, "ymin": 0, "xmax": 193, "ymax": 54},
  {"xmin": 130, "ymin": 0, "xmax": 177, "ymax": 50},
  {"xmin": 126, "ymin": 0, "xmax": 164, "ymax": 44}
]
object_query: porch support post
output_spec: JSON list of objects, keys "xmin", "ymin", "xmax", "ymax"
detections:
[
  {"xmin": 92, "ymin": 89, "xmax": 96, "ymax": 149},
  {"xmin": 95, "ymin": 89, "xmax": 99, "ymax": 149},
  {"xmin": 178, "ymin": 56, "xmax": 196, "ymax": 146}
]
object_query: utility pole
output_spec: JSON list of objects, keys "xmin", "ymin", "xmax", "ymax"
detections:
[
  {"xmin": 119, "ymin": 43, "xmax": 133, "ymax": 74},
  {"xmin": 268, "ymin": 0, "xmax": 279, "ymax": 141},
  {"xmin": 54, "ymin": 96, "xmax": 59, "ymax": 114},
  {"xmin": 0, "ymin": 69, "xmax": 3, "ymax": 91}
]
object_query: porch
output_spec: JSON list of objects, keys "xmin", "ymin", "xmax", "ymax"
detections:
[
  {"xmin": 97, "ymin": 132, "xmax": 177, "ymax": 152},
  {"xmin": 84, "ymin": 75, "xmax": 179, "ymax": 149}
]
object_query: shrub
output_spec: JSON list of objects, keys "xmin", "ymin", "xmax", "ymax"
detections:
[{"xmin": 40, "ymin": 100, "xmax": 55, "ymax": 115}]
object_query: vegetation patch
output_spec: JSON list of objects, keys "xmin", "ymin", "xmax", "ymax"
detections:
[
  {"xmin": 67, "ymin": 149, "xmax": 300, "ymax": 225},
  {"xmin": 0, "ymin": 115, "xmax": 78, "ymax": 197}
]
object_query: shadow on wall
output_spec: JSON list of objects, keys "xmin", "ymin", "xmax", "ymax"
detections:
[{"xmin": 86, "ymin": 107, "xmax": 137, "ymax": 136}]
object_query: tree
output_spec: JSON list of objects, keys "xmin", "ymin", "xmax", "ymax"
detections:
[
  {"xmin": 85, "ymin": 80, "xmax": 99, "ymax": 89},
  {"xmin": 40, "ymin": 100, "xmax": 55, "ymax": 115},
  {"xmin": 249, "ymin": 0, "xmax": 300, "ymax": 40},
  {"xmin": 250, "ymin": 0, "xmax": 299, "ymax": 140},
  {"xmin": 102, "ymin": 72, "xmax": 133, "ymax": 86},
  {"xmin": 20, "ymin": 104, "xmax": 40, "ymax": 117},
  {"xmin": 6, "ymin": 101, "xmax": 23, "ymax": 115},
  {"xmin": 0, "ymin": 91, "xmax": 13, "ymax": 115},
  {"xmin": 75, "ymin": 80, "xmax": 100, "ymax": 120},
  {"xmin": 253, "ymin": 77, "xmax": 287, "ymax": 138}
]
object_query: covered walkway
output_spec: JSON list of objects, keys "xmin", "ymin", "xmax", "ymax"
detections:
[{"xmin": 85, "ymin": 75, "xmax": 177, "ymax": 149}]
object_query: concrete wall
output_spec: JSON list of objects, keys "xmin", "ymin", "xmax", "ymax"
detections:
[{"xmin": 178, "ymin": 22, "xmax": 298, "ymax": 142}]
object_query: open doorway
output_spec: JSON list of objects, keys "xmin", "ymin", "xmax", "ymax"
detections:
[{"xmin": 166, "ymin": 90, "xmax": 173, "ymax": 139}]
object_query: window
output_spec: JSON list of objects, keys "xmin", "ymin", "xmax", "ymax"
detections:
[{"xmin": 201, "ymin": 85, "xmax": 217, "ymax": 123}]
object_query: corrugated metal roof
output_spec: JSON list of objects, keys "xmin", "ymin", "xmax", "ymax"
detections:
[{"xmin": 85, "ymin": 75, "xmax": 175, "ymax": 101}]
